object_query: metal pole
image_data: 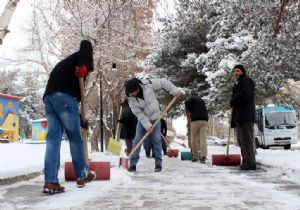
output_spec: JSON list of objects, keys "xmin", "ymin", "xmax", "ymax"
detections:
[{"xmin": 100, "ymin": 75, "xmax": 104, "ymax": 152}]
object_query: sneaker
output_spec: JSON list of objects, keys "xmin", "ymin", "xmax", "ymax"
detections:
[
  {"xmin": 154, "ymin": 165, "xmax": 162, "ymax": 172},
  {"xmin": 77, "ymin": 171, "xmax": 96, "ymax": 188},
  {"xmin": 127, "ymin": 165, "xmax": 136, "ymax": 172},
  {"xmin": 43, "ymin": 183, "xmax": 65, "ymax": 195},
  {"xmin": 239, "ymin": 164, "xmax": 256, "ymax": 170},
  {"xmin": 200, "ymin": 156, "xmax": 206, "ymax": 163}
]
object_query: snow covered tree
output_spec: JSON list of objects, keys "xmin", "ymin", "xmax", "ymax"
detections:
[{"xmin": 148, "ymin": 0, "xmax": 300, "ymax": 114}]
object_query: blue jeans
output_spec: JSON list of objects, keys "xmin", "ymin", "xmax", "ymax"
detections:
[
  {"xmin": 130, "ymin": 121, "xmax": 162, "ymax": 166},
  {"xmin": 44, "ymin": 92, "xmax": 88, "ymax": 183},
  {"xmin": 143, "ymin": 138, "xmax": 153, "ymax": 156}
]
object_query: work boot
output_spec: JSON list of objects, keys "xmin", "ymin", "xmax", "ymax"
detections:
[
  {"xmin": 127, "ymin": 165, "xmax": 136, "ymax": 172},
  {"xmin": 43, "ymin": 183, "xmax": 65, "ymax": 195},
  {"xmin": 239, "ymin": 164, "xmax": 256, "ymax": 170},
  {"xmin": 77, "ymin": 171, "xmax": 96, "ymax": 188},
  {"xmin": 154, "ymin": 165, "xmax": 162, "ymax": 172},
  {"xmin": 200, "ymin": 156, "xmax": 206, "ymax": 163}
]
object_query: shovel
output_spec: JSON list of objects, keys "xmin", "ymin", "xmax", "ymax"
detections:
[
  {"xmin": 120, "ymin": 97, "xmax": 178, "ymax": 168},
  {"xmin": 212, "ymin": 108, "xmax": 241, "ymax": 166},
  {"xmin": 65, "ymin": 77, "xmax": 110, "ymax": 181},
  {"xmin": 161, "ymin": 133, "xmax": 179, "ymax": 158},
  {"xmin": 107, "ymin": 106, "xmax": 122, "ymax": 155}
]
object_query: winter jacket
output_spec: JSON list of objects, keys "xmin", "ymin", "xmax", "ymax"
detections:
[
  {"xmin": 43, "ymin": 40, "xmax": 93, "ymax": 102},
  {"xmin": 127, "ymin": 79, "xmax": 179, "ymax": 130},
  {"xmin": 230, "ymin": 75, "xmax": 255, "ymax": 123},
  {"xmin": 185, "ymin": 95, "xmax": 208, "ymax": 122},
  {"xmin": 119, "ymin": 99, "xmax": 137, "ymax": 140}
]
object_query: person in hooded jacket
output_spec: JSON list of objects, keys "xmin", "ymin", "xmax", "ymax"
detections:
[
  {"xmin": 119, "ymin": 96, "xmax": 137, "ymax": 156},
  {"xmin": 42, "ymin": 40, "xmax": 96, "ymax": 194},
  {"xmin": 125, "ymin": 78, "xmax": 181, "ymax": 172},
  {"xmin": 230, "ymin": 64, "xmax": 256, "ymax": 170}
]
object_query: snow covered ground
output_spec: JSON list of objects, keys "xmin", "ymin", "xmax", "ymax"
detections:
[{"xmin": 0, "ymin": 117, "xmax": 300, "ymax": 209}]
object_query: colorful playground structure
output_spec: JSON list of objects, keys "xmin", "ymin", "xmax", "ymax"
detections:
[
  {"xmin": 31, "ymin": 118, "xmax": 47, "ymax": 142},
  {"xmin": 0, "ymin": 93, "xmax": 22, "ymax": 142}
]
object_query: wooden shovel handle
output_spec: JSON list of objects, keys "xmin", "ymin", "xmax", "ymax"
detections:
[
  {"xmin": 161, "ymin": 133, "xmax": 171, "ymax": 150},
  {"xmin": 226, "ymin": 108, "xmax": 233, "ymax": 155},
  {"xmin": 128, "ymin": 97, "xmax": 178, "ymax": 158},
  {"xmin": 115, "ymin": 105, "xmax": 122, "ymax": 140},
  {"xmin": 79, "ymin": 77, "xmax": 89, "ymax": 163}
]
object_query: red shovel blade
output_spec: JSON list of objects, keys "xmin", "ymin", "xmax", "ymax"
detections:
[
  {"xmin": 167, "ymin": 149, "xmax": 179, "ymax": 157},
  {"xmin": 212, "ymin": 154, "xmax": 241, "ymax": 166},
  {"xmin": 119, "ymin": 157, "xmax": 129, "ymax": 169},
  {"xmin": 65, "ymin": 161, "xmax": 110, "ymax": 181}
]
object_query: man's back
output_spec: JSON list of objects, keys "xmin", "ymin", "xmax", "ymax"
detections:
[{"xmin": 185, "ymin": 95, "xmax": 208, "ymax": 122}]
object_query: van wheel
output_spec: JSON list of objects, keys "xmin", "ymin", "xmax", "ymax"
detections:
[{"xmin": 284, "ymin": 144, "xmax": 291, "ymax": 150}]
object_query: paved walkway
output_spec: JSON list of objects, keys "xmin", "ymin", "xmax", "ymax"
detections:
[
  {"xmin": 79, "ymin": 157, "xmax": 300, "ymax": 210},
  {"xmin": 1, "ymin": 155, "xmax": 300, "ymax": 210}
]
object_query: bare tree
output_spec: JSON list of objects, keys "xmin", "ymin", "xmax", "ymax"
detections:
[{"xmin": 27, "ymin": 0, "xmax": 155, "ymax": 151}]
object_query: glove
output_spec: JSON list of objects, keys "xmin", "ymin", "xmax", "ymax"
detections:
[
  {"xmin": 187, "ymin": 112, "xmax": 192, "ymax": 118},
  {"xmin": 75, "ymin": 65, "xmax": 87, "ymax": 77}
]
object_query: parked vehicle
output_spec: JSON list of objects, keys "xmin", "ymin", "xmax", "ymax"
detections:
[
  {"xmin": 255, "ymin": 104, "xmax": 298, "ymax": 149},
  {"xmin": 207, "ymin": 136, "xmax": 227, "ymax": 146}
]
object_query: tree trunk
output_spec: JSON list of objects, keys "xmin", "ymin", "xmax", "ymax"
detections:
[
  {"xmin": 0, "ymin": 0, "xmax": 20, "ymax": 44},
  {"xmin": 91, "ymin": 122, "xmax": 100, "ymax": 152},
  {"xmin": 273, "ymin": 0, "xmax": 287, "ymax": 37}
]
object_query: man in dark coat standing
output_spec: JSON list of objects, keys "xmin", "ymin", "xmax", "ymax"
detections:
[
  {"xmin": 185, "ymin": 90, "xmax": 208, "ymax": 163},
  {"xmin": 230, "ymin": 64, "xmax": 256, "ymax": 170},
  {"xmin": 43, "ymin": 40, "xmax": 96, "ymax": 194},
  {"xmin": 119, "ymin": 97, "xmax": 137, "ymax": 156}
]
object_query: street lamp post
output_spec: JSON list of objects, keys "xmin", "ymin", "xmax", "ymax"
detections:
[{"xmin": 100, "ymin": 74, "xmax": 104, "ymax": 152}]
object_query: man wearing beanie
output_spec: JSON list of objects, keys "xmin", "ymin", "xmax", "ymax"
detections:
[
  {"xmin": 43, "ymin": 40, "xmax": 96, "ymax": 194},
  {"xmin": 125, "ymin": 78, "xmax": 182, "ymax": 172},
  {"xmin": 230, "ymin": 64, "xmax": 256, "ymax": 170}
]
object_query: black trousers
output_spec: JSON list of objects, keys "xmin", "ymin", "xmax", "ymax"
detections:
[{"xmin": 236, "ymin": 122, "xmax": 256, "ymax": 166}]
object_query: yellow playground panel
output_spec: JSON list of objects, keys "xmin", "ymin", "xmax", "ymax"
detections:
[
  {"xmin": 0, "ymin": 93, "xmax": 22, "ymax": 142},
  {"xmin": 32, "ymin": 118, "xmax": 47, "ymax": 142}
]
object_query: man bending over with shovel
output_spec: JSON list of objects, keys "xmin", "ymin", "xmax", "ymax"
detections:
[{"xmin": 125, "ymin": 78, "xmax": 181, "ymax": 172}]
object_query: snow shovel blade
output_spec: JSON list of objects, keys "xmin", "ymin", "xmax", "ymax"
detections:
[
  {"xmin": 212, "ymin": 154, "xmax": 241, "ymax": 166},
  {"xmin": 181, "ymin": 151, "xmax": 192, "ymax": 160},
  {"xmin": 167, "ymin": 149, "xmax": 179, "ymax": 157},
  {"xmin": 65, "ymin": 161, "xmax": 111, "ymax": 181},
  {"xmin": 119, "ymin": 157, "xmax": 129, "ymax": 169},
  {"xmin": 107, "ymin": 137, "xmax": 122, "ymax": 155}
]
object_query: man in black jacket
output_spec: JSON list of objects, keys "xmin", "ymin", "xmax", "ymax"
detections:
[
  {"xmin": 230, "ymin": 64, "xmax": 256, "ymax": 170},
  {"xmin": 185, "ymin": 90, "xmax": 208, "ymax": 163},
  {"xmin": 43, "ymin": 40, "xmax": 96, "ymax": 194}
]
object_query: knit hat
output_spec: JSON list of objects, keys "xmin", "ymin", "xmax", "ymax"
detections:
[
  {"xmin": 125, "ymin": 78, "xmax": 140, "ymax": 94},
  {"xmin": 233, "ymin": 64, "xmax": 246, "ymax": 74}
]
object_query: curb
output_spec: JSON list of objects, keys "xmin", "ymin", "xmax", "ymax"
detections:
[{"xmin": 0, "ymin": 172, "xmax": 43, "ymax": 186}]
